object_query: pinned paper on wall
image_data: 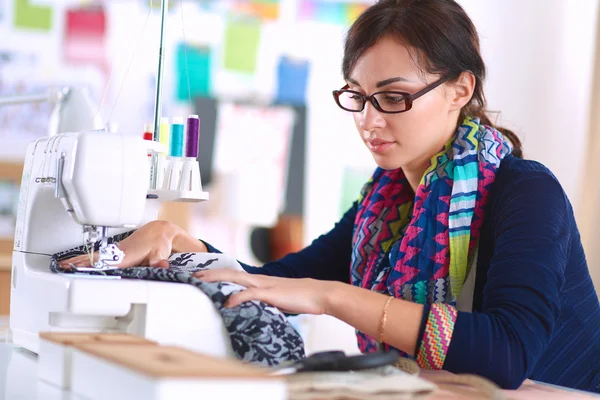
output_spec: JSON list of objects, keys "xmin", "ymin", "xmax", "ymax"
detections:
[
  {"xmin": 63, "ymin": 7, "xmax": 108, "ymax": 77},
  {"xmin": 347, "ymin": 3, "xmax": 368, "ymax": 23},
  {"xmin": 315, "ymin": 2, "xmax": 346, "ymax": 25},
  {"xmin": 339, "ymin": 167, "xmax": 373, "ymax": 218},
  {"xmin": 230, "ymin": 0, "xmax": 279, "ymax": 22},
  {"xmin": 275, "ymin": 56, "xmax": 309, "ymax": 106},
  {"xmin": 214, "ymin": 103, "xmax": 295, "ymax": 226},
  {"xmin": 14, "ymin": 0, "xmax": 53, "ymax": 31},
  {"xmin": 176, "ymin": 42, "xmax": 212, "ymax": 101},
  {"xmin": 223, "ymin": 21, "xmax": 261, "ymax": 74},
  {"xmin": 298, "ymin": 0, "xmax": 368, "ymax": 25},
  {"xmin": 0, "ymin": 51, "xmax": 54, "ymax": 149},
  {"xmin": 143, "ymin": 0, "xmax": 179, "ymax": 11}
]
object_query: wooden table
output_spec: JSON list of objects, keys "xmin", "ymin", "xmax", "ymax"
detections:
[
  {"xmin": 0, "ymin": 255, "xmax": 11, "ymax": 315},
  {"xmin": 420, "ymin": 370, "xmax": 599, "ymax": 399}
]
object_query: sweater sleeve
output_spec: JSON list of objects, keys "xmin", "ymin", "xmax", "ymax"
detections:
[
  {"xmin": 415, "ymin": 170, "xmax": 569, "ymax": 389},
  {"xmin": 204, "ymin": 203, "xmax": 357, "ymax": 283}
]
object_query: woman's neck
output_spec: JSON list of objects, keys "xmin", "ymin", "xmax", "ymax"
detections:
[
  {"xmin": 402, "ymin": 158, "xmax": 430, "ymax": 193},
  {"xmin": 403, "ymin": 118, "xmax": 460, "ymax": 193}
]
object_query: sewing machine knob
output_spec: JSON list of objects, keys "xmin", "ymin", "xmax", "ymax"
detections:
[{"xmin": 55, "ymin": 153, "xmax": 66, "ymax": 198}]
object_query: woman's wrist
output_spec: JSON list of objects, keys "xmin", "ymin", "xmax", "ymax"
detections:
[
  {"xmin": 171, "ymin": 225, "xmax": 208, "ymax": 253},
  {"xmin": 323, "ymin": 281, "xmax": 345, "ymax": 316}
]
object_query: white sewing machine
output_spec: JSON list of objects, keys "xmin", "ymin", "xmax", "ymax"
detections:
[{"xmin": 9, "ymin": 131, "xmax": 234, "ymax": 358}]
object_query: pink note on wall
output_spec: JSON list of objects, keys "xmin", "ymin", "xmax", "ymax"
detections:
[{"xmin": 63, "ymin": 7, "xmax": 108, "ymax": 76}]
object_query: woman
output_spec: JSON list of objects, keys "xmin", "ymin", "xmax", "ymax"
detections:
[{"xmin": 66, "ymin": 0, "xmax": 600, "ymax": 393}]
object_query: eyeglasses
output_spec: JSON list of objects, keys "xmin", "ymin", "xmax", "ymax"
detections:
[{"xmin": 332, "ymin": 76, "xmax": 448, "ymax": 114}]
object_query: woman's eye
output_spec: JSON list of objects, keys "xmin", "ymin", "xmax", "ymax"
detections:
[{"xmin": 383, "ymin": 95, "xmax": 405, "ymax": 103}]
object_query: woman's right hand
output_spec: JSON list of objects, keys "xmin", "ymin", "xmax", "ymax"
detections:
[{"xmin": 59, "ymin": 220, "xmax": 183, "ymax": 269}]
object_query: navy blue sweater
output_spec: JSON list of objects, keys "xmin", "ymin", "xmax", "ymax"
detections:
[{"xmin": 210, "ymin": 156, "xmax": 600, "ymax": 392}]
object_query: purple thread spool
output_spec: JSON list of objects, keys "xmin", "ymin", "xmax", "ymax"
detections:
[{"xmin": 185, "ymin": 115, "xmax": 200, "ymax": 158}]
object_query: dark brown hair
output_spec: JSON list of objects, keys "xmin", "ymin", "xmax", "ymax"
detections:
[{"xmin": 342, "ymin": 0, "xmax": 523, "ymax": 158}]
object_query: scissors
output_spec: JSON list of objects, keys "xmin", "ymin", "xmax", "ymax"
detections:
[{"xmin": 272, "ymin": 350, "xmax": 400, "ymax": 375}]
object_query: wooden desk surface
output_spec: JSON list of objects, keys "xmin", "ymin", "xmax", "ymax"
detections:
[
  {"xmin": 420, "ymin": 371, "xmax": 599, "ymax": 399},
  {"xmin": 0, "ymin": 255, "xmax": 11, "ymax": 271}
]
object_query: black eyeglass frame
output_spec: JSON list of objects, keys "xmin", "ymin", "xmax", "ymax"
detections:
[{"xmin": 332, "ymin": 76, "xmax": 449, "ymax": 114}]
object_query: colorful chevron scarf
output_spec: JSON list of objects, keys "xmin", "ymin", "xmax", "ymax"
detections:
[{"xmin": 350, "ymin": 117, "xmax": 512, "ymax": 353}]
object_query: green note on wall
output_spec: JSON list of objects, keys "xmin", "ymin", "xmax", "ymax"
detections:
[
  {"xmin": 339, "ymin": 167, "xmax": 373, "ymax": 218},
  {"xmin": 223, "ymin": 21, "xmax": 261, "ymax": 74},
  {"xmin": 14, "ymin": 0, "xmax": 53, "ymax": 31}
]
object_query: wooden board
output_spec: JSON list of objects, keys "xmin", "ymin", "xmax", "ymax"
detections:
[
  {"xmin": 0, "ymin": 162, "xmax": 23, "ymax": 316},
  {"xmin": 0, "ymin": 255, "xmax": 11, "ymax": 271},
  {"xmin": 40, "ymin": 332, "xmax": 156, "ymax": 346},
  {"xmin": 0, "ymin": 271, "xmax": 11, "ymax": 316},
  {"xmin": 73, "ymin": 343, "xmax": 276, "ymax": 379}
]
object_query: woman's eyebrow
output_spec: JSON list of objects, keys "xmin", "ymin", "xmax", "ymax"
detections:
[{"xmin": 346, "ymin": 76, "xmax": 413, "ymax": 88}]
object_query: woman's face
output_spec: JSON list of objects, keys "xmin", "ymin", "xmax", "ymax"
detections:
[{"xmin": 347, "ymin": 36, "xmax": 459, "ymax": 171}]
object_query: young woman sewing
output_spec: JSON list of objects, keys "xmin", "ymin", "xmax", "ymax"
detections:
[{"xmin": 64, "ymin": 0, "xmax": 600, "ymax": 392}]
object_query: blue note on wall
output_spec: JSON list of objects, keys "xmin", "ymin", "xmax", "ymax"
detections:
[
  {"xmin": 176, "ymin": 42, "xmax": 211, "ymax": 101},
  {"xmin": 275, "ymin": 56, "xmax": 309, "ymax": 106}
]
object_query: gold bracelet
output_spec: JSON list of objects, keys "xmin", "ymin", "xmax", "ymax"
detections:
[{"xmin": 378, "ymin": 296, "xmax": 394, "ymax": 344}]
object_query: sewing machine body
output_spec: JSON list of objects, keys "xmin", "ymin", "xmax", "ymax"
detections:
[{"xmin": 9, "ymin": 132, "xmax": 232, "ymax": 358}]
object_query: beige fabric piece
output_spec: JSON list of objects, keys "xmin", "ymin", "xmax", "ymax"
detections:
[{"xmin": 286, "ymin": 366, "xmax": 436, "ymax": 400}]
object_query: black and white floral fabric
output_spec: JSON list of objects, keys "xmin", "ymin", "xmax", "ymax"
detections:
[{"xmin": 49, "ymin": 231, "xmax": 305, "ymax": 366}]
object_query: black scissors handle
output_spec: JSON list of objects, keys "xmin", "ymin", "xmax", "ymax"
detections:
[{"xmin": 296, "ymin": 350, "xmax": 400, "ymax": 372}]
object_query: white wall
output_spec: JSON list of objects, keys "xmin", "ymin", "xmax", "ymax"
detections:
[{"xmin": 464, "ymin": 0, "xmax": 599, "ymax": 215}]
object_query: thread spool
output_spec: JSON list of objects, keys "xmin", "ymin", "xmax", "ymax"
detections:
[
  {"xmin": 159, "ymin": 117, "xmax": 170, "ymax": 155},
  {"xmin": 170, "ymin": 117, "xmax": 185, "ymax": 158},
  {"xmin": 185, "ymin": 115, "xmax": 199, "ymax": 159},
  {"xmin": 179, "ymin": 115, "xmax": 202, "ymax": 193},
  {"xmin": 143, "ymin": 123, "xmax": 154, "ymax": 142},
  {"xmin": 143, "ymin": 123, "xmax": 154, "ymax": 187}
]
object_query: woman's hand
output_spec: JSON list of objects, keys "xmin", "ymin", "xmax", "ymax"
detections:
[
  {"xmin": 194, "ymin": 269, "xmax": 335, "ymax": 315},
  {"xmin": 60, "ymin": 220, "xmax": 183, "ymax": 269}
]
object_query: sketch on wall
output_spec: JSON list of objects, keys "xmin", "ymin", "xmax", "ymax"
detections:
[{"xmin": 0, "ymin": 51, "xmax": 54, "ymax": 143}]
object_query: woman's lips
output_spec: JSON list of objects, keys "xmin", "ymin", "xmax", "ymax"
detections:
[{"xmin": 366, "ymin": 139, "xmax": 396, "ymax": 154}]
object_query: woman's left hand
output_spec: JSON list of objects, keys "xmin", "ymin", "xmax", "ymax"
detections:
[{"xmin": 194, "ymin": 269, "xmax": 335, "ymax": 315}]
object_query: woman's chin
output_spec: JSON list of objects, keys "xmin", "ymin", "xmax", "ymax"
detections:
[{"xmin": 372, "ymin": 154, "xmax": 404, "ymax": 170}]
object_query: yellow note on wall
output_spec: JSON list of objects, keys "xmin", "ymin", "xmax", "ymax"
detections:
[{"xmin": 223, "ymin": 21, "xmax": 261, "ymax": 74}]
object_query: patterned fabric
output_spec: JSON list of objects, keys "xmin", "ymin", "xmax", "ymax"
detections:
[
  {"xmin": 416, "ymin": 303, "xmax": 458, "ymax": 370},
  {"xmin": 350, "ymin": 117, "xmax": 512, "ymax": 356},
  {"xmin": 50, "ymin": 231, "xmax": 305, "ymax": 367}
]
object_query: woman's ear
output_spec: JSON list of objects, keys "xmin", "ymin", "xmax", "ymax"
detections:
[{"xmin": 448, "ymin": 71, "xmax": 476, "ymax": 111}]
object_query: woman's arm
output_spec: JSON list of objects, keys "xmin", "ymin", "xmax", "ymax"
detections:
[
  {"xmin": 63, "ymin": 203, "xmax": 357, "ymax": 283},
  {"xmin": 326, "ymin": 283, "xmax": 425, "ymax": 355},
  {"xmin": 194, "ymin": 270, "xmax": 425, "ymax": 355},
  {"xmin": 201, "ymin": 204, "xmax": 358, "ymax": 282}
]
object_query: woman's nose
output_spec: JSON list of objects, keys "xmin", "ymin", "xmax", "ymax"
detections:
[{"xmin": 359, "ymin": 101, "xmax": 386, "ymax": 133}]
